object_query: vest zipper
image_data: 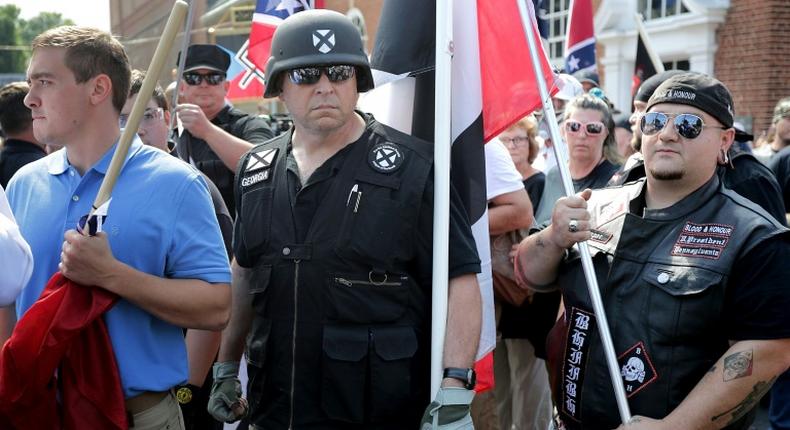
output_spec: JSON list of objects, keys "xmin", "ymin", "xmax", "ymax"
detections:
[
  {"xmin": 333, "ymin": 277, "xmax": 405, "ymax": 287},
  {"xmin": 288, "ymin": 259, "xmax": 301, "ymax": 430}
]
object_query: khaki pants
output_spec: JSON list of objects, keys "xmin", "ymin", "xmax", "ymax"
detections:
[
  {"xmin": 494, "ymin": 338, "xmax": 553, "ymax": 430},
  {"xmin": 130, "ymin": 391, "xmax": 185, "ymax": 430}
]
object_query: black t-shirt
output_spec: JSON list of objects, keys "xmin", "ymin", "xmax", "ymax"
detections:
[
  {"xmin": 768, "ymin": 146, "xmax": 790, "ymax": 215},
  {"xmin": 722, "ymin": 150, "xmax": 787, "ymax": 226},
  {"xmin": 523, "ymin": 171, "xmax": 545, "ymax": 215},
  {"xmin": 573, "ymin": 159, "xmax": 620, "ymax": 191},
  {"xmin": 0, "ymin": 139, "xmax": 46, "ymax": 188},
  {"xmin": 724, "ymin": 234, "xmax": 790, "ymax": 340}
]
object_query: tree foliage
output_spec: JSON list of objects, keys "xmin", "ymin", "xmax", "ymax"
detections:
[{"xmin": 0, "ymin": 7, "xmax": 74, "ymax": 73}]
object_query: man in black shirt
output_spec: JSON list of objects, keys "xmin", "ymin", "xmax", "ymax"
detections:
[
  {"xmin": 0, "ymin": 82, "xmax": 46, "ymax": 188},
  {"xmin": 174, "ymin": 44, "xmax": 274, "ymax": 214}
]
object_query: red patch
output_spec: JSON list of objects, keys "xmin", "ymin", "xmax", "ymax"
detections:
[{"xmin": 671, "ymin": 222, "xmax": 734, "ymax": 260}]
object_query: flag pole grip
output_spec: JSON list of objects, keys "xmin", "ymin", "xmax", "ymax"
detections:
[
  {"xmin": 89, "ymin": 0, "xmax": 189, "ymax": 219},
  {"xmin": 515, "ymin": 0, "xmax": 632, "ymax": 424}
]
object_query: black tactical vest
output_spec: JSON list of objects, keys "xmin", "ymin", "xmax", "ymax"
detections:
[
  {"xmin": 234, "ymin": 118, "xmax": 434, "ymax": 429},
  {"xmin": 547, "ymin": 176, "xmax": 787, "ymax": 429}
]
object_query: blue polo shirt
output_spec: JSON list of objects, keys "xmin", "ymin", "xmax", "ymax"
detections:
[{"xmin": 6, "ymin": 137, "xmax": 231, "ymax": 398}]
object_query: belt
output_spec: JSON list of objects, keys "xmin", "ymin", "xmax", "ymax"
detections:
[{"xmin": 125, "ymin": 390, "xmax": 169, "ymax": 415}]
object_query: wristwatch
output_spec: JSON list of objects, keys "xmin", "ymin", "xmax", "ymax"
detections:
[
  {"xmin": 443, "ymin": 367, "xmax": 476, "ymax": 390},
  {"xmin": 175, "ymin": 384, "xmax": 200, "ymax": 405}
]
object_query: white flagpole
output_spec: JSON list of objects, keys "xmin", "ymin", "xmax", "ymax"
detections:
[
  {"xmin": 634, "ymin": 13, "xmax": 665, "ymax": 73},
  {"xmin": 516, "ymin": 0, "xmax": 633, "ymax": 424},
  {"xmin": 431, "ymin": 0, "xmax": 453, "ymax": 397},
  {"xmin": 168, "ymin": 0, "xmax": 196, "ymax": 131}
]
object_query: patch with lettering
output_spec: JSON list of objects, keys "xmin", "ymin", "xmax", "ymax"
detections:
[
  {"xmin": 560, "ymin": 307, "xmax": 596, "ymax": 422},
  {"xmin": 589, "ymin": 229, "xmax": 613, "ymax": 244},
  {"xmin": 671, "ymin": 222, "xmax": 734, "ymax": 260},
  {"xmin": 618, "ymin": 341, "xmax": 658, "ymax": 398},
  {"xmin": 368, "ymin": 142, "xmax": 404, "ymax": 173},
  {"xmin": 241, "ymin": 169, "xmax": 270, "ymax": 187}
]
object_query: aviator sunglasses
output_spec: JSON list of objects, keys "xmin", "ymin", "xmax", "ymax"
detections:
[
  {"xmin": 183, "ymin": 72, "xmax": 226, "ymax": 86},
  {"xmin": 287, "ymin": 65, "xmax": 356, "ymax": 85},
  {"xmin": 640, "ymin": 112, "xmax": 727, "ymax": 139},
  {"xmin": 564, "ymin": 120, "xmax": 606, "ymax": 135}
]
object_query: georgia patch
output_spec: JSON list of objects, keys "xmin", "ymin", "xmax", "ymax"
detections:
[
  {"xmin": 368, "ymin": 142, "xmax": 404, "ymax": 173},
  {"xmin": 618, "ymin": 341, "xmax": 658, "ymax": 397},
  {"xmin": 241, "ymin": 148, "xmax": 277, "ymax": 188}
]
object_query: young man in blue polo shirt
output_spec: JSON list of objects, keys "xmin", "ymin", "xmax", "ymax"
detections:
[{"xmin": 4, "ymin": 26, "xmax": 231, "ymax": 429}]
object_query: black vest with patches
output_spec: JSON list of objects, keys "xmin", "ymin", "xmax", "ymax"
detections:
[
  {"xmin": 233, "ymin": 118, "xmax": 434, "ymax": 429},
  {"xmin": 547, "ymin": 176, "xmax": 787, "ymax": 429}
]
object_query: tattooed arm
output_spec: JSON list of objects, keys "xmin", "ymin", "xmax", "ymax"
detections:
[{"xmin": 619, "ymin": 339, "xmax": 790, "ymax": 430}]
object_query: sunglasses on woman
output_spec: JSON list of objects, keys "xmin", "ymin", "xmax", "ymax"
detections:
[
  {"xmin": 564, "ymin": 120, "xmax": 606, "ymax": 135},
  {"xmin": 287, "ymin": 65, "xmax": 356, "ymax": 85},
  {"xmin": 640, "ymin": 112, "xmax": 727, "ymax": 140},
  {"xmin": 183, "ymin": 72, "xmax": 226, "ymax": 86}
]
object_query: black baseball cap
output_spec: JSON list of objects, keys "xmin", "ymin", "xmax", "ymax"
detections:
[
  {"xmin": 633, "ymin": 70, "xmax": 686, "ymax": 103},
  {"xmin": 181, "ymin": 44, "xmax": 230, "ymax": 74},
  {"xmin": 646, "ymin": 72, "xmax": 734, "ymax": 128}
]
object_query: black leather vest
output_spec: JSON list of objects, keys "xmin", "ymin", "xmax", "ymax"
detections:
[
  {"xmin": 547, "ymin": 176, "xmax": 787, "ymax": 429},
  {"xmin": 234, "ymin": 119, "xmax": 434, "ymax": 429}
]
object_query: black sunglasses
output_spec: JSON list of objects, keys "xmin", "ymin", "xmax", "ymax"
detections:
[
  {"xmin": 640, "ymin": 112, "xmax": 727, "ymax": 140},
  {"xmin": 287, "ymin": 65, "xmax": 355, "ymax": 85},
  {"xmin": 183, "ymin": 72, "xmax": 226, "ymax": 86}
]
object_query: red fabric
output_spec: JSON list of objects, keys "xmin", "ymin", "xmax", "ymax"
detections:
[
  {"xmin": 473, "ymin": 350, "xmax": 495, "ymax": 393},
  {"xmin": 478, "ymin": 0, "xmax": 557, "ymax": 142},
  {"xmin": 0, "ymin": 272, "xmax": 127, "ymax": 429}
]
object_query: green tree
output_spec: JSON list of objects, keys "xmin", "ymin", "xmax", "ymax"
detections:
[
  {"xmin": 0, "ymin": 5, "xmax": 26, "ymax": 73},
  {"xmin": 19, "ymin": 12, "xmax": 75, "ymax": 46}
]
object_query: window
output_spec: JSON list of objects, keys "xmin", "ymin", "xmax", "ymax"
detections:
[
  {"xmin": 662, "ymin": 59, "xmax": 690, "ymax": 71},
  {"xmin": 638, "ymin": 0, "xmax": 689, "ymax": 20},
  {"xmin": 546, "ymin": 0, "xmax": 571, "ymax": 64}
]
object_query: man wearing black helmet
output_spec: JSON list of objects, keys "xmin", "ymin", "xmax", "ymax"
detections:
[
  {"xmin": 207, "ymin": 9, "xmax": 482, "ymax": 430},
  {"xmin": 175, "ymin": 44, "xmax": 274, "ymax": 214}
]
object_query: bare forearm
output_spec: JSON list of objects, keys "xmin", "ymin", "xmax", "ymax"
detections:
[
  {"xmin": 443, "ymin": 274, "xmax": 481, "ymax": 372},
  {"xmin": 514, "ymin": 227, "xmax": 566, "ymax": 292},
  {"xmin": 663, "ymin": 339, "xmax": 790, "ymax": 429},
  {"xmin": 186, "ymin": 329, "xmax": 221, "ymax": 386},
  {"xmin": 203, "ymin": 126, "xmax": 254, "ymax": 171},
  {"xmin": 101, "ymin": 261, "xmax": 230, "ymax": 330},
  {"xmin": 217, "ymin": 261, "xmax": 254, "ymax": 362},
  {"xmin": 488, "ymin": 205, "xmax": 533, "ymax": 236}
]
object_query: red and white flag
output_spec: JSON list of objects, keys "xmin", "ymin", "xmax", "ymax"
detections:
[{"xmin": 360, "ymin": 0, "xmax": 556, "ymax": 392}]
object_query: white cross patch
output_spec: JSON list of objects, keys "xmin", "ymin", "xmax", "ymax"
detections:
[{"xmin": 312, "ymin": 29, "xmax": 335, "ymax": 54}]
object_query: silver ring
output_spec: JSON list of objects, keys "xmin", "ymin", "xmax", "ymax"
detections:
[{"xmin": 568, "ymin": 219, "xmax": 579, "ymax": 233}]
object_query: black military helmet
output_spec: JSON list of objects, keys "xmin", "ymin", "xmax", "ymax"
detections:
[{"xmin": 264, "ymin": 9, "xmax": 374, "ymax": 98}]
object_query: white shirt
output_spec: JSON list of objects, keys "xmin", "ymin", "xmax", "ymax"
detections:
[
  {"xmin": 0, "ymin": 185, "xmax": 32, "ymax": 306},
  {"xmin": 485, "ymin": 138, "xmax": 525, "ymax": 200}
]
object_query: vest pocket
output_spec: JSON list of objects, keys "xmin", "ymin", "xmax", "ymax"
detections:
[
  {"xmin": 246, "ymin": 317, "xmax": 272, "ymax": 415},
  {"xmin": 642, "ymin": 264, "xmax": 724, "ymax": 340},
  {"xmin": 320, "ymin": 325, "xmax": 419, "ymax": 423},
  {"xmin": 334, "ymin": 195, "xmax": 402, "ymax": 266},
  {"xmin": 326, "ymin": 273, "xmax": 410, "ymax": 323},
  {"xmin": 249, "ymin": 265, "xmax": 272, "ymax": 314},
  {"xmin": 321, "ymin": 325, "xmax": 369, "ymax": 423}
]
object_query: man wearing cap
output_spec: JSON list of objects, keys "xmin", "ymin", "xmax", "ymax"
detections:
[
  {"xmin": 573, "ymin": 70, "xmax": 599, "ymax": 93},
  {"xmin": 611, "ymin": 71, "xmax": 786, "ymax": 226},
  {"xmin": 206, "ymin": 9, "xmax": 482, "ymax": 430},
  {"xmin": 515, "ymin": 72, "xmax": 790, "ymax": 429},
  {"xmin": 175, "ymin": 44, "xmax": 274, "ymax": 214}
]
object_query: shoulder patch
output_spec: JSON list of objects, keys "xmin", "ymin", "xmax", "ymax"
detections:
[
  {"xmin": 241, "ymin": 148, "xmax": 277, "ymax": 188},
  {"xmin": 368, "ymin": 142, "xmax": 404, "ymax": 173},
  {"xmin": 245, "ymin": 148, "xmax": 277, "ymax": 174}
]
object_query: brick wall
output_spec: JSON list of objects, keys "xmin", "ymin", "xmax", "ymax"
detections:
[{"xmin": 715, "ymin": 0, "xmax": 790, "ymax": 134}]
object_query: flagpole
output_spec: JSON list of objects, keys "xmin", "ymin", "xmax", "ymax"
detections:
[
  {"xmin": 515, "ymin": 0, "xmax": 632, "ymax": 424},
  {"xmin": 430, "ymin": 0, "xmax": 453, "ymax": 397},
  {"xmin": 169, "ymin": 0, "xmax": 196, "ymax": 132},
  {"xmin": 634, "ymin": 13, "xmax": 665, "ymax": 74}
]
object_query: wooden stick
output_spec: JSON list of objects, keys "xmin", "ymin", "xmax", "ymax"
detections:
[{"xmin": 89, "ymin": 0, "xmax": 188, "ymax": 219}]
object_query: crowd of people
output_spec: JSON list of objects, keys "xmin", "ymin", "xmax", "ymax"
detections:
[{"xmin": 0, "ymin": 7, "xmax": 788, "ymax": 430}]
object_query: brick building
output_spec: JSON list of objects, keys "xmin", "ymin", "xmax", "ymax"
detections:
[{"xmin": 111, "ymin": 0, "xmax": 789, "ymax": 132}]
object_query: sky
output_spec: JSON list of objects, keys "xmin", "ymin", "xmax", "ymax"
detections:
[{"xmin": 3, "ymin": 0, "xmax": 111, "ymax": 31}]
